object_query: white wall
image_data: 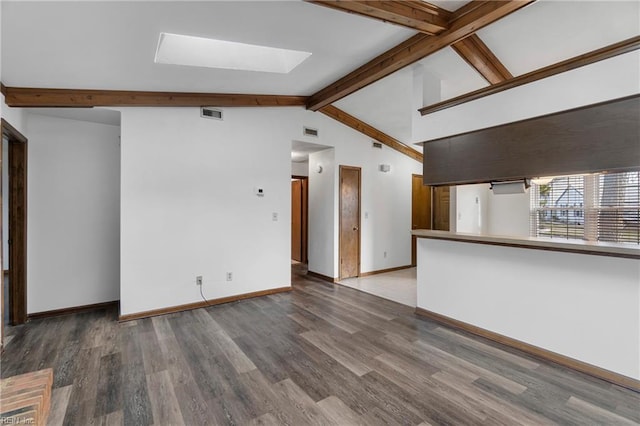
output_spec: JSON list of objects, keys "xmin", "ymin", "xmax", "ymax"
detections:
[
  {"xmin": 27, "ymin": 114, "xmax": 120, "ymax": 313},
  {"xmin": 455, "ymin": 184, "xmax": 489, "ymax": 234},
  {"xmin": 291, "ymin": 161, "xmax": 308, "ymax": 177},
  {"xmin": 302, "ymin": 113, "xmax": 422, "ymax": 278},
  {"xmin": 456, "ymin": 184, "xmax": 531, "ymax": 237},
  {"xmin": 413, "ymin": 51, "xmax": 640, "ymax": 143},
  {"xmin": 417, "ymin": 238, "xmax": 640, "ymax": 379},
  {"xmin": 120, "ymin": 106, "xmax": 422, "ymax": 315},
  {"xmin": 0, "ymin": 104, "xmax": 28, "ymax": 137},
  {"xmin": 308, "ymin": 148, "xmax": 335, "ymax": 278},
  {"xmin": 487, "ymin": 191, "xmax": 530, "ymax": 237},
  {"xmin": 120, "ymin": 107, "xmax": 295, "ymax": 315}
]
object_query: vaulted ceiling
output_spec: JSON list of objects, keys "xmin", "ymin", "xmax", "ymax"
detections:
[{"xmin": 2, "ymin": 0, "xmax": 639, "ymax": 154}]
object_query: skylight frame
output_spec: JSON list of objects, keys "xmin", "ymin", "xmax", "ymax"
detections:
[{"xmin": 154, "ymin": 33, "xmax": 312, "ymax": 74}]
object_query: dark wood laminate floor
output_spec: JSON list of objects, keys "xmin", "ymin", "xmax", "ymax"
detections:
[{"xmin": 2, "ymin": 264, "xmax": 639, "ymax": 425}]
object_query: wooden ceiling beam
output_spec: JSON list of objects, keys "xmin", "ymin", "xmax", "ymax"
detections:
[
  {"xmin": 419, "ymin": 35, "xmax": 640, "ymax": 115},
  {"xmin": 306, "ymin": 0, "xmax": 535, "ymax": 111},
  {"xmin": 451, "ymin": 34, "xmax": 512, "ymax": 84},
  {"xmin": 2, "ymin": 87, "xmax": 308, "ymax": 108},
  {"xmin": 307, "ymin": 1, "xmax": 451, "ymax": 35},
  {"xmin": 320, "ymin": 105, "xmax": 423, "ymax": 163}
]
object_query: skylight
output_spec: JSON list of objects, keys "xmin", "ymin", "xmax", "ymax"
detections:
[{"xmin": 154, "ymin": 33, "xmax": 312, "ymax": 74}]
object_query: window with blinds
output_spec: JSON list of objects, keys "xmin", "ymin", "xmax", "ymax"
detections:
[{"xmin": 530, "ymin": 171, "xmax": 640, "ymax": 245}]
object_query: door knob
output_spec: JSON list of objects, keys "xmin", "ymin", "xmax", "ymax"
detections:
[{"xmin": 353, "ymin": 227, "xmax": 358, "ymax": 231}]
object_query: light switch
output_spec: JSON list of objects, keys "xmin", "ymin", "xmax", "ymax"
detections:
[{"xmin": 272, "ymin": 212, "xmax": 278, "ymax": 221}]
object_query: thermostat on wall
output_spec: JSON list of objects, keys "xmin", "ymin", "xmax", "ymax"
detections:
[{"xmin": 255, "ymin": 187, "xmax": 265, "ymax": 197}]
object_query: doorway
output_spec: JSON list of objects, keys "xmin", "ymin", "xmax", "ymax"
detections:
[
  {"xmin": 291, "ymin": 176, "xmax": 308, "ymax": 263},
  {"xmin": 1, "ymin": 119, "xmax": 28, "ymax": 332},
  {"xmin": 339, "ymin": 165, "xmax": 361, "ymax": 280},
  {"xmin": 411, "ymin": 174, "xmax": 432, "ymax": 266}
]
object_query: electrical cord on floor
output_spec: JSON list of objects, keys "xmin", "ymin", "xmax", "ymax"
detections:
[{"xmin": 199, "ymin": 284, "xmax": 215, "ymax": 308}]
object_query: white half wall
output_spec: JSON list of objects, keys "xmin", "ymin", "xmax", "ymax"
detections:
[
  {"xmin": 27, "ymin": 113, "xmax": 120, "ymax": 313},
  {"xmin": 417, "ymin": 238, "xmax": 640, "ymax": 380}
]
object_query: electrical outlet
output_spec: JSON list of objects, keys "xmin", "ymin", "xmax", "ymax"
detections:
[
  {"xmin": 196, "ymin": 276, "xmax": 203, "ymax": 286},
  {"xmin": 226, "ymin": 272, "xmax": 233, "ymax": 281}
]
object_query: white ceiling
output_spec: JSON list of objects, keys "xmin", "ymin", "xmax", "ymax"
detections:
[
  {"xmin": 1, "ymin": 0, "xmax": 414, "ymax": 94},
  {"xmin": 291, "ymin": 140, "xmax": 330, "ymax": 162},
  {"xmin": 2, "ymin": 1, "xmax": 639, "ymax": 148},
  {"xmin": 330, "ymin": 0, "xmax": 639, "ymax": 144},
  {"xmin": 28, "ymin": 108, "xmax": 121, "ymax": 127}
]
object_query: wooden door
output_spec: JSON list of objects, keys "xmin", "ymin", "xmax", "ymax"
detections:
[
  {"xmin": 433, "ymin": 186, "xmax": 450, "ymax": 231},
  {"xmin": 291, "ymin": 179, "xmax": 302, "ymax": 262},
  {"xmin": 411, "ymin": 174, "xmax": 432, "ymax": 266},
  {"xmin": 339, "ymin": 166, "xmax": 360, "ymax": 279}
]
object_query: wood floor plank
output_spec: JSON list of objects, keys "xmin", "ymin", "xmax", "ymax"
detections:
[
  {"xmin": 244, "ymin": 412, "xmax": 279, "ymax": 425},
  {"xmin": 100, "ymin": 410, "xmax": 123, "ymax": 426},
  {"xmin": 213, "ymin": 329, "xmax": 257, "ymax": 374},
  {"xmin": 431, "ymin": 371, "xmax": 552, "ymax": 425},
  {"xmin": 93, "ymin": 352, "xmax": 122, "ymax": 418},
  {"xmin": 2, "ymin": 264, "xmax": 637, "ymax": 426},
  {"xmin": 291, "ymin": 299, "xmax": 361, "ymax": 334},
  {"xmin": 139, "ymin": 330, "xmax": 166, "ymax": 375},
  {"xmin": 300, "ymin": 331, "xmax": 372, "ymax": 376},
  {"xmin": 296, "ymin": 283, "xmax": 397, "ymax": 321},
  {"xmin": 566, "ymin": 395, "xmax": 638, "ymax": 425},
  {"xmin": 433, "ymin": 326, "xmax": 540, "ymax": 370},
  {"xmin": 316, "ymin": 395, "xmax": 365, "ymax": 425},
  {"xmin": 369, "ymin": 357, "xmax": 490, "ymax": 425},
  {"xmin": 146, "ymin": 370, "xmax": 185, "ymax": 426},
  {"xmin": 414, "ymin": 338, "xmax": 528, "ymax": 394},
  {"xmin": 47, "ymin": 385, "xmax": 73, "ymax": 426},
  {"xmin": 272, "ymin": 378, "xmax": 334, "ymax": 425}
]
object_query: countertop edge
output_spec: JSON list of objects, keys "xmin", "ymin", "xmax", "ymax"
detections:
[{"xmin": 412, "ymin": 230, "xmax": 640, "ymax": 260}]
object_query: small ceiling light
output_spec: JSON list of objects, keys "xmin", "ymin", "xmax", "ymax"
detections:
[{"xmin": 155, "ymin": 33, "xmax": 312, "ymax": 74}]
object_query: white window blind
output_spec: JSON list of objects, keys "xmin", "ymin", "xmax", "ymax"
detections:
[{"xmin": 530, "ymin": 171, "xmax": 640, "ymax": 245}]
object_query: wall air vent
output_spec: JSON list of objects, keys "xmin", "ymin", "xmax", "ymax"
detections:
[
  {"xmin": 372, "ymin": 141, "xmax": 383, "ymax": 149},
  {"xmin": 303, "ymin": 127, "xmax": 319, "ymax": 137},
  {"xmin": 201, "ymin": 107, "xmax": 223, "ymax": 120}
]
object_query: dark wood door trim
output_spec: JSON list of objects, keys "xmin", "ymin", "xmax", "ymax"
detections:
[
  {"xmin": 339, "ymin": 166, "xmax": 361, "ymax": 280},
  {"xmin": 1, "ymin": 119, "xmax": 28, "ymax": 325}
]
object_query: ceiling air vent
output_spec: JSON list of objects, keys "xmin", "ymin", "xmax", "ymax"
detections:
[
  {"xmin": 372, "ymin": 141, "xmax": 383, "ymax": 149},
  {"xmin": 201, "ymin": 107, "xmax": 223, "ymax": 120},
  {"xmin": 303, "ymin": 126, "xmax": 319, "ymax": 137}
]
